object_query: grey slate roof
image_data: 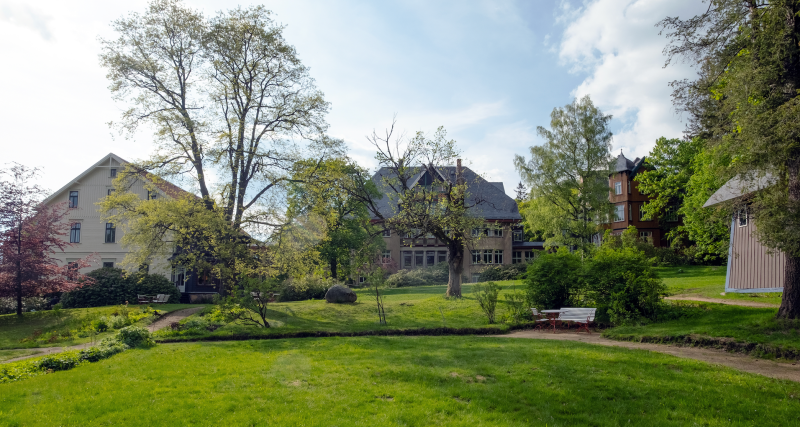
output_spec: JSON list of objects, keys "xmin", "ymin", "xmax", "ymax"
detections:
[
  {"xmin": 370, "ymin": 166, "xmax": 521, "ymax": 220},
  {"xmin": 613, "ymin": 152, "xmax": 647, "ymax": 174},
  {"xmin": 703, "ymin": 173, "xmax": 776, "ymax": 208}
]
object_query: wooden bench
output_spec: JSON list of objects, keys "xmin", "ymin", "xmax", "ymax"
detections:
[
  {"xmin": 137, "ymin": 295, "xmax": 152, "ymax": 305},
  {"xmin": 557, "ymin": 308, "xmax": 596, "ymax": 334},
  {"xmin": 153, "ymin": 294, "xmax": 170, "ymax": 304}
]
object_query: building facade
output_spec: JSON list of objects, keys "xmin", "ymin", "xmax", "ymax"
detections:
[
  {"xmin": 42, "ymin": 153, "xmax": 219, "ymax": 301},
  {"xmin": 371, "ymin": 164, "xmax": 538, "ymax": 283},
  {"xmin": 604, "ymin": 152, "xmax": 678, "ymax": 247}
]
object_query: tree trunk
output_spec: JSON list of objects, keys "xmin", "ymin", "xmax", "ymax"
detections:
[
  {"xmin": 446, "ymin": 241, "xmax": 464, "ymax": 298},
  {"xmin": 778, "ymin": 154, "xmax": 800, "ymax": 319},
  {"xmin": 15, "ymin": 222, "xmax": 22, "ymax": 317},
  {"xmin": 330, "ymin": 258, "xmax": 338, "ymax": 280}
]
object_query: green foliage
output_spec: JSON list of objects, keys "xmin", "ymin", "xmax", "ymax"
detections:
[
  {"xmin": 278, "ymin": 276, "xmax": 338, "ymax": 302},
  {"xmin": 515, "ymin": 96, "xmax": 613, "ymax": 251},
  {"xmin": 385, "ymin": 263, "xmax": 449, "ymax": 288},
  {"xmin": 1, "ymin": 339, "xmax": 130, "ymax": 384},
  {"xmin": 473, "ymin": 282, "xmax": 501, "ymax": 324},
  {"xmin": 60, "ymin": 268, "xmax": 180, "ymax": 309},
  {"xmin": 477, "ymin": 262, "xmax": 528, "ymax": 282},
  {"xmin": 524, "ymin": 249, "xmax": 583, "ymax": 310},
  {"xmin": 115, "ymin": 326, "xmax": 155, "ymax": 348},
  {"xmin": 585, "ymin": 247, "xmax": 667, "ymax": 324},
  {"xmin": 91, "ymin": 317, "xmax": 109, "ymax": 332},
  {"xmin": 504, "ymin": 291, "xmax": 528, "ymax": 324}
]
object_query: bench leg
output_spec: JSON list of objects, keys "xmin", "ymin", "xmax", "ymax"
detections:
[{"xmin": 575, "ymin": 322, "xmax": 591, "ymax": 334}]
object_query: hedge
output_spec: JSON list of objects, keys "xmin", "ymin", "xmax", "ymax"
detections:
[{"xmin": 61, "ymin": 268, "xmax": 180, "ymax": 308}]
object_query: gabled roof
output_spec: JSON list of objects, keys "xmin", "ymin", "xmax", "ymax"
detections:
[
  {"xmin": 612, "ymin": 152, "xmax": 645, "ymax": 174},
  {"xmin": 703, "ymin": 173, "xmax": 776, "ymax": 208},
  {"xmin": 43, "ymin": 152, "xmax": 194, "ymax": 204},
  {"xmin": 369, "ymin": 165, "xmax": 521, "ymax": 220}
]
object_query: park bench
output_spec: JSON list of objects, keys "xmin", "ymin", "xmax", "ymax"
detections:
[
  {"xmin": 153, "ymin": 294, "xmax": 170, "ymax": 304},
  {"xmin": 137, "ymin": 294, "xmax": 152, "ymax": 305},
  {"xmin": 530, "ymin": 308, "xmax": 547, "ymax": 330},
  {"xmin": 557, "ymin": 308, "xmax": 596, "ymax": 334}
]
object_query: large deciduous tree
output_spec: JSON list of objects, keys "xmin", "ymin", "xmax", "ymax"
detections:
[
  {"xmin": 514, "ymin": 96, "xmax": 613, "ymax": 252},
  {"xmin": 0, "ymin": 165, "xmax": 95, "ymax": 316},
  {"xmin": 660, "ymin": 0, "xmax": 800, "ymax": 318},
  {"xmin": 99, "ymin": 0, "xmax": 337, "ymax": 285}
]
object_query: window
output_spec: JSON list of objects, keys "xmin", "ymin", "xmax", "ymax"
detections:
[
  {"xmin": 512, "ymin": 251, "xmax": 522, "ymax": 264},
  {"xmin": 613, "ymin": 205, "xmax": 625, "ymax": 222},
  {"xmin": 494, "ymin": 250, "xmax": 503, "ymax": 264},
  {"xmin": 414, "ymin": 251, "xmax": 424, "ymax": 267},
  {"xmin": 472, "ymin": 228, "xmax": 481, "ymax": 237},
  {"xmin": 69, "ymin": 191, "xmax": 78, "ymax": 208},
  {"xmin": 382, "ymin": 228, "xmax": 391, "ymax": 237},
  {"xmin": 738, "ymin": 209, "xmax": 748, "ymax": 227},
  {"xmin": 172, "ymin": 267, "xmax": 186, "ymax": 288},
  {"xmin": 438, "ymin": 251, "xmax": 447, "ymax": 263},
  {"xmin": 66, "ymin": 259, "xmax": 79, "ymax": 279},
  {"xmin": 402, "ymin": 251, "xmax": 413, "ymax": 268},
  {"xmin": 525, "ymin": 251, "xmax": 537, "ymax": 261},
  {"xmin": 639, "ymin": 204, "xmax": 647, "ymax": 221},
  {"xmin": 69, "ymin": 223, "xmax": 81, "ymax": 243},
  {"xmin": 665, "ymin": 206, "xmax": 679, "ymax": 222},
  {"xmin": 640, "ymin": 231, "xmax": 653, "ymax": 243},
  {"xmin": 426, "ymin": 251, "xmax": 435, "ymax": 266},
  {"xmin": 139, "ymin": 264, "xmax": 150, "ymax": 273},
  {"xmin": 105, "ymin": 223, "xmax": 116, "ymax": 243},
  {"xmin": 147, "ymin": 190, "xmax": 158, "ymax": 200},
  {"xmin": 381, "ymin": 250, "xmax": 391, "ymax": 263},
  {"xmin": 628, "ymin": 180, "xmax": 631, "ymax": 194},
  {"xmin": 472, "ymin": 250, "xmax": 481, "ymax": 264},
  {"xmin": 107, "ymin": 189, "xmax": 115, "ymax": 196},
  {"xmin": 103, "ymin": 261, "xmax": 114, "ymax": 268},
  {"xmin": 628, "ymin": 204, "xmax": 632, "ymax": 222},
  {"xmin": 614, "ymin": 182, "xmax": 622, "ymax": 195},
  {"xmin": 359, "ymin": 276, "xmax": 367, "ymax": 284},
  {"xmin": 483, "ymin": 250, "xmax": 493, "ymax": 264},
  {"xmin": 512, "ymin": 230, "xmax": 523, "ymax": 242},
  {"xmin": 110, "ymin": 168, "xmax": 117, "ymax": 178}
]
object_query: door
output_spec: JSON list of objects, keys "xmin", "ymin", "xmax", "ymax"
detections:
[{"xmin": 172, "ymin": 267, "xmax": 186, "ymax": 293}]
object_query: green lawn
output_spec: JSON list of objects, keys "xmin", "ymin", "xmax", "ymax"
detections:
[
  {"xmin": 655, "ymin": 265, "xmax": 782, "ymax": 305},
  {"xmin": 604, "ymin": 302, "xmax": 800, "ymax": 355},
  {"xmin": 155, "ymin": 283, "xmax": 527, "ymax": 341},
  {"xmin": 0, "ymin": 304, "xmax": 202, "ymax": 350},
  {"xmin": 1, "ymin": 337, "xmax": 798, "ymax": 426}
]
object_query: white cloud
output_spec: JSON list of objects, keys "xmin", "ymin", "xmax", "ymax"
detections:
[
  {"xmin": 0, "ymin": 1, "xmax": 54, "ymax": 40},
  {"xmin": 557, "ymin": 0, "xmax": 706, "ymax": 159}
]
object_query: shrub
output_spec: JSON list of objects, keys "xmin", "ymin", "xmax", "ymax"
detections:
[
  {"xmin": 478, "ymin": 262, "xmax": 528, "ymax": 282},
  {"xmin": 279, "ymin": 276, "xmax": 338, "ymax": 302},
  {"xmin": 525, "ymin": 249, "xmax": 584, "ymax": 310},
  {"xmin": 474, "ymin": 281, "xmax": 501, "ymax": 324},
  {"xmin": 79, "ymin": 341, "xmax": 128, "ymax": 362},
  {"xmin": 385, "ymin": 263, "xmax": 448, "ymax": 288},
  {"xmin": 0, "ymin": 297, "xmax": 49, "ymax": 314},
  {"xmin": 584, "ymin": 247, "xmax": 667, "ymax": 324},
  {"xmin": 109, "ymin": 315, "xmax": 129, "ymax": 329},
  {"xmin": 37, "ymin": 352, "xmax": 84, "ymax": 372},
  {"xmin": 504, "ymin": 291, "xmax": 528, "ymax": 324},
  {"xmin": 116, "ymin": 326, "xmax": 155, "ymax": 348},
  {"xmin": 61, "ymin": 268, "xmax": 180, "ymax": 308},
  {"xmin": 92, "ymin": 317, "xmax": 109, "ymax": 332}
]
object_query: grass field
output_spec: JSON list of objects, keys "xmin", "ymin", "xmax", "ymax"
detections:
[
  {"xmin": 0, "ymin": 304, "xmax": 201, "ymax": 350},
  {"xmin": 604, "ymin": 302, "xmax": 800, "ymax": 354},
  {"xmin": 153, "ymin": 283, "xmax": 528, "ymax": 342},
  {"xmin": 1, "ymin": 337, "xmax": 799, "ymax": 426},
  {"xmin": 655, "ymin": 265, "xmax": 782, "ymax": 305}
]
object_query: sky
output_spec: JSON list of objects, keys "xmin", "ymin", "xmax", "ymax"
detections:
[{"xmin": 0, "ymin": 0, "xmax": 707, "ymax": 197}]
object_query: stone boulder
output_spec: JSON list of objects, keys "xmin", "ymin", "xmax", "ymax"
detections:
[{"xmin": 325, "ymin": 284, "xmax": 357, "ymax": 303}]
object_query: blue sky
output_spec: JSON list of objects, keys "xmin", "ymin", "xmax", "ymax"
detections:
[{"xmin": 0, "ymin": 0, "xmax": 706, "ymax": 196}]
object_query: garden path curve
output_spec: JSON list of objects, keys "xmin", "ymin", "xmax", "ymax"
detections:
[
  {"xmin": 1, "ymin": 306, "xmax": 205, "ymax": 364},
  {"xmin": 496, "ymin": 329, "xmax": 800, "ymax": 383},
  {"xmin": 665, "ymin": 295, "xmax": 779, "ymax": 308}
]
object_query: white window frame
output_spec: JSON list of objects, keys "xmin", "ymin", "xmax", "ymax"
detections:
[
  {"xmin": 738, "ymin": 209, "xmax": 748, "ymax": 227},
  {"xmin": 614, "ymin": 182, "xmax": 622, "ymax": 195},
  {"xmin": 613, "ymin": 205, "xmax": 625, "ymax": 222}
]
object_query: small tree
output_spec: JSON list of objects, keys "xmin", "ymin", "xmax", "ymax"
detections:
[
  {"xmin": 474, "ymin": 281, "xmax": 501, "ymax": 324},
  {"xmin": 233, "ymin": 278, "xmax": 279, "ymax": 328},
  {"xmin": 0, "ymin": 164, "xmax": 96, "ymax": 316}
]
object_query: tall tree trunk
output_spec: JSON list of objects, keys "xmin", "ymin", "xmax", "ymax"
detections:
[
  {"xmin": 15, "ymin": 222, "xmax": 22, "ymax": 317},
  {"xmin": 446, "ymin": 241, "xmax": 464, "ymax": 298},
  {"xmin": 330, "ymin": 258, "xmax": 338, "ymax": 280},
  {"xmin": 778, "ymin": 154, "xmax": 800, "ymax": 319}
]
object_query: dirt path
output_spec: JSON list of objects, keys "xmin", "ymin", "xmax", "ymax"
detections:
[
  {"xmin": 0, "ymin": 307, "xmax": 205, "ymax": 365},
  {"xmin": 665, "ymin": 295, "xmax": 779, "ymax": 308},
  {"xmin": 496, "ymin": 329, "xmax": 800, "ymax": 383}
]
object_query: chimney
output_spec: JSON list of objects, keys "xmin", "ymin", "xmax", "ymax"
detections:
[{"xmin": 456, "ymin": 158, "xmax": 463, "ymax": 185}]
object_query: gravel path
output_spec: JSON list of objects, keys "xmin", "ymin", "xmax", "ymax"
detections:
[
  {"xmin": 0, "ymin": 307, "xmax": 205, "ymax": 365},
  {"xmin": 496, "ymin": 329, "xmax": 800, "ymax": 383},
  {"xmin": 665, "ymin": 295, "xmax": 779, "ymax": 308}
]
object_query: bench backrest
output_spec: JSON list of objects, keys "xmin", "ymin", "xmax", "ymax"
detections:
[{"xmin": 558, "ymin": 308, "xmax": 596, "ymax": 322}]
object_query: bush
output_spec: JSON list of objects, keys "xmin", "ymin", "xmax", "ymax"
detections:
[
  {"xmin": 504, "ymin": 291, "xmax": 528, "ymax": 324},
  {"xmin": 525, "ymin": 249, "xmax": 584, "ymax": 310},
  {"xmin": 109, "ymin": 315, "xmax": 129, "ymax": 329},
  {"xmin": 61, "ymin": 268, "xmax": 180, "ymax": 308},
  {"xmin": 474, "ymin": 282, "xmax": 501, "ymax": 324},
  {"xmin": 478, "ymin": 262, "xmax": 528, "ymax": 282},
  {"xmin": 78, "ymin": 341, "xmax": 128, "ymax": 362},
  {"xmin": 116, "ymin": 326, "xmax": 155, "ymax": 348},
  {"xmin": 0, "ymin": 297, "xmax": 49, "ymax": 314},
  {"xmin": 279, "ymin": 276, "xmax": 338, "ymax": 302},
  {"xmin": 585, "ymin": 247, "xmax": 667, "ymax": 324},
  {"xmin": 386, "ymin": 263, "xmax": 449, "ymax": 288},
  {"xmin": 92, "ymin": 317, "xmax": 109, "ymax": 332},
  {"xmin": 37, "ymin": 352, "xmax": 84, "ymax": 372}
]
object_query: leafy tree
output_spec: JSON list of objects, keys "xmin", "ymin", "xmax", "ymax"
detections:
[
  {"xmin": 99, "ymin": 0, "xmax": 338, "ymax": 287},
  {"xmin": 525, "ymin": 249, "xmax": 584, "ymax": 310},
  {"xmin": 514, "ymin": 96, "xmax": 613, "ymax": 252},
  {"xmin": 514, "ymin": 182, "xmax": 528, "ymax": 202},
  {"xmin": 659, "ymin": 0, "xmax": 800, "ymax": 317},
  {"xmin": 354, "ymin": 123, "xmax": 485, "ymax": 298},
  {"xmin": 0, "ymin": 165, "xmax": 95, "ymax": 315}
]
